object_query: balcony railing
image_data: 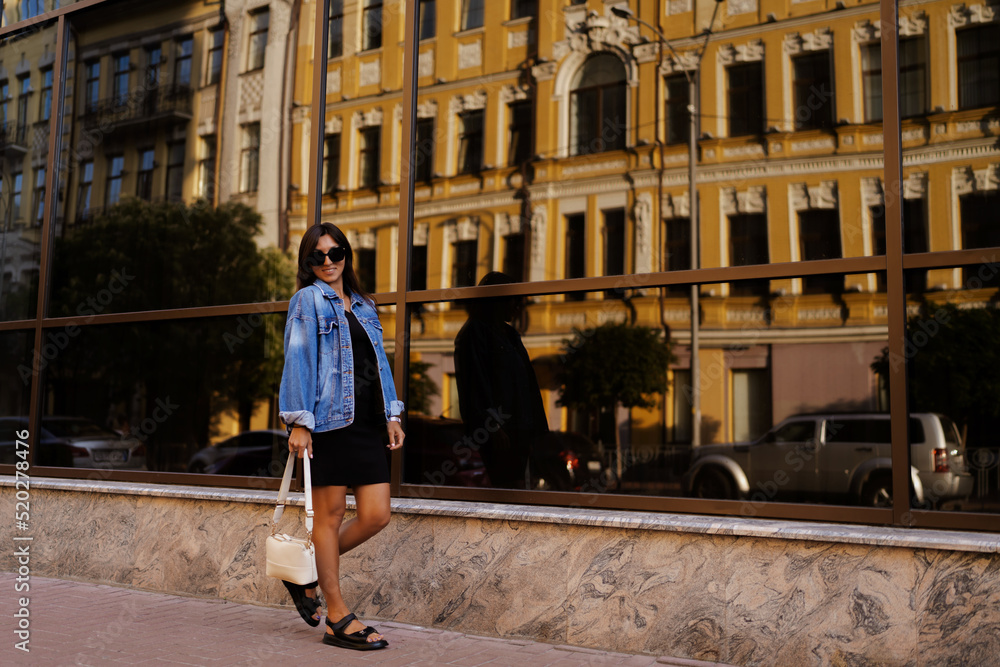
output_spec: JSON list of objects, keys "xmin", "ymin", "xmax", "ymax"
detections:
[
  {"xmin": 0, "ymin": 122, "xmax": 29, "ymax": 153},
  {"xmin": 81, "ymin": 85, "xmax": 193, "ymax": 129}
]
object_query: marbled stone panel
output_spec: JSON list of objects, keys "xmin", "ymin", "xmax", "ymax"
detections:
[
  {"xmin": 724, "ymin": 538, "xmax": 918, "ymax": 666},
  {"xmin": 564, "ymin": 526, "xmax": 729, "ymax": 661}
]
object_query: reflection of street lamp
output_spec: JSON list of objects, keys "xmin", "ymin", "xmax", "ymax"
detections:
[{"xmin": 612, "ymin": 2, "xmax": 723, "ymax": 447}]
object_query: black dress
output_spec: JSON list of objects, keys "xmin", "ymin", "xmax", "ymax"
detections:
[{"xmin": 310, "ymin": 310, "xmax": 390, "ymax": 487}]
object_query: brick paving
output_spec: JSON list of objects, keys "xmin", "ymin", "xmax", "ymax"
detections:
[{"xmin": 0, "ymin": 574, "xmax": 737, "ymax": 666}]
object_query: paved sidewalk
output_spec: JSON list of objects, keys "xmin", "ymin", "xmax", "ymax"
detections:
[{"xmin": 0, "ymin": 574, "xmax": 735, "ymax": 666}]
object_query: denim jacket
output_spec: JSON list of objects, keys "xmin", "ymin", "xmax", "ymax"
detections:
[{"xmin": 278, "ymin": 280, "xmax": 404, "ymax": 433}]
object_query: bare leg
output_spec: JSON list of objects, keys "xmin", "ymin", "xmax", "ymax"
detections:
[
  {"xmin": 338, "ymin": 483, "xmax": 391, "ymax": 554},
  {"xmin": 311, "ymin": 484, "xmax": 384, "ymax": 641}
]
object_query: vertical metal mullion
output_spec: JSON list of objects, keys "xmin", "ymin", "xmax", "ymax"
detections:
[
  {"xmin": 392, "ymin": 0, "xmax": 419, "ymax": 496},
  {"xmin": 880, "ymin": 0, "xmax": 910, "ymax": 526},
  {"xmin": 27, "ymin": 14, "xmax": 68, "ymax": 463},
  {"xmin": 307, "ymin": 0, "xmax": 331, "ymax": 228}
]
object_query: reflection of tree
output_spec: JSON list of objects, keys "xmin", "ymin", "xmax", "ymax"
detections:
[
  {"xmin": 45, "ymin": 199, "xmax": 296, "ymax": 469},
  {"xmin": 872, "ymin": 303, "xmax": 1000, "ymax": 444},
  {"xmin": 557, "ymin": 322, "xmax": 674, "ymax": 481},
  {"xmin": 388, "ymin": 353, "xmax": 439, "ymax": 415}
]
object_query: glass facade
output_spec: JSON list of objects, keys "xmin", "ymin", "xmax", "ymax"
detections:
[{"xmin": 1, "ymin": 0, "xmax": 997, "ymax": 530}]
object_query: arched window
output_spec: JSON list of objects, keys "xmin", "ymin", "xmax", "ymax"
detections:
[{"xmin": 570, "ymin": 54, "xmax": 627, "ymax": 156}]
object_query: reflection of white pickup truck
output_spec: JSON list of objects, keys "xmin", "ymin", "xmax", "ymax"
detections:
[{"xmin": 685, "ymin": 413, "xmax": 973, "ymax": 508}]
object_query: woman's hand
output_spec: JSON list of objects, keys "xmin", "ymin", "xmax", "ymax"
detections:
[
  {"xmin": 288, "ymin": 425, "xmax": 313, "ymax": 459},
  {"xmin": 387, "ymin": 421, "xmax": 405, "ymax": 450}
]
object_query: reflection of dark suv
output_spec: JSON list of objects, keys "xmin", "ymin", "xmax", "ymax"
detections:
[{"xmin": 685, "ymin": 413, "xmax": 973, "ymax": 507}]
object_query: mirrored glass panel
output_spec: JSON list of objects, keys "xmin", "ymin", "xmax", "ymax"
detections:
[
  {"xmin": 45, "ymin": 1, "xmax": 297, "ymax": 315},
  {"xmin": 0, "ymin": 23, "xmax": 57, "ymax": 321},
  {"xmin": 39, "ymin": 313, "xmax": 286, "ymax": 478},
  {"xmin": 403, "ymin": 272, "xmax": 891, "ymax": 508},
  {"xmin": 295, "ymin": 0, "xmax": 402, "ymax": 293},
  {"xmin": 397, "ymin": 0, "xmax": 887, "ymax": 290},
  {"xmin": 0, "ymin": 330, "xmax": 37, "ymax": 464},
  {"xmin": 901, "ymin": 263, "xmax": 999, "ymax": 514}
]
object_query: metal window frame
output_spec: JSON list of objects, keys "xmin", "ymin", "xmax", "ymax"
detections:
[{"xmin": 0, "ymin": 0, "xmax": 998, "ymax": 531}]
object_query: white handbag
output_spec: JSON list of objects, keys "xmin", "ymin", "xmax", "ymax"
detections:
[{"xmin": 265, "ymin": 451, "xmax": 318, "ymax": 585}]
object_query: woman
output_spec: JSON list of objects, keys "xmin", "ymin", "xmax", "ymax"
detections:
[{"xmin": 278, "ymin": 222, "xmax": 404, "ymax": 651}]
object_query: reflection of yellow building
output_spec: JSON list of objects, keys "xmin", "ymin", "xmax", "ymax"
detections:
[{"xmin": 296, "ymin": 0, "xmax": 999, "ymax": 449}]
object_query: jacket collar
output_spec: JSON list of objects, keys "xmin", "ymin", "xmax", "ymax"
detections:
[{"xmin": 311, "ymin": 280, "xmax": 363, "ymax": 307}]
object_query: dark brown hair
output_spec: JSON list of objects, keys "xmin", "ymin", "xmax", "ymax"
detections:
[{"xmin": 296, "ymin": 222, "xmax": 374, "ymax": 305}]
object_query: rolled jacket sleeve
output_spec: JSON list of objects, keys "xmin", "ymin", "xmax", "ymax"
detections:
[{"xmin": 278, "ymin": 292, "xmax": 318, "ymax": 432}]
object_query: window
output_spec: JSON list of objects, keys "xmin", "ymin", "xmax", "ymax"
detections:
[
  {"xmin": 728, "ymin": 213, "xmax": 769, "ymax": 296},
  {"xmin": 503, "ymin": 232, "xmax": 525, "ymax": 282},
  {"xmin": 462, "ymin": 0, "xmax": 484, "ymax": 30},
  {"xmin": 166, "ymin": 141, "xmax": 185, "ymax": 202},
  {"xmin": 672, "ymin": 369, "xmax": 693, "ymax": 443},
  {"xmin": 145, "ymin": 45, "xmax": 162, "ymax": 92},
  {"xmin": 410, "ymin": 243, "xmax": 428, "ymax": 291},
  {"xmin": 603, "ymin": 208, "xmax": 625, "ymax": 298},
  {"xmin": 328, "ymin": 1, "xmax": 344, "ymax": 58},
  {"xmin": 10, "ymin": 172, "xmax": 22, "ymax": 220},
  {"xmin": 603, "ymin": 208, "xmax": 625, "ymax": 278},
  {"xmin": 665, "ymin": 75, "xmax": 689, "ymax": 145},
  {"xmin": 732, "ymin": 369, "xmax": 771, "ymax": 442},
  {"xmin": 414, "ymin": 118, "xmax": 434, "ymax": 182},
  {"xmin": 106, "ymin": 154, "xmax": 125, "ymax": 206},
  {"xmin": 861, "ymin": 43, "xmax": 882, "ymax": 123},
  {"xmin": 957, "ymin": 24, "xmax": 1000, "ymax": 110},
  {"xmin": 457, "ymin": 110, "xmax": 484, "ymax": 174},
  {"xmin": 323, "ymin": 133, "xmax": 341, "ymax": 194},
  {"xmin": 565, "ymin": 213, "xmax": 586, "ymax": 300},
  {"xmin": 241, "ymin": 124, "xmax": 260, "ymax": 193},
  {"xmin": 112, "ymin": 52, "xmax": 130, "ymax": 106},
  {"xmin": 207, "ymin": 28, "xmax": 225, "ymax": 85},
  {"xmin": 356, "ymin": 247, "xmax": 376, "ymax": 293},
  {"xmin": 798, "ymin": 209, "xmax": 842, "ymax": 293},
  {"xmin": 863, "ymin": 39, "xmax": 926, "ymax": 121},
  {"xmin": 453, "ymin": 239, "xmax": 477, "ymax": 287},
  {"xmin": 363, "ymin": 0, "xmax": 382, "ymax": 51},
  {"xmin": 17, "ymin": 75, "xmax": 29, "ymax": 128},
  {"xmin": 571, "ymin": 54, "xmax": 627, "ymax": 155},
  {"xmin": 870, "ymin": 198, "xmax": 927, "ymax": 292},
  {"xmin": 665, "ymin": 216, "xmax": 691, "ymax": 273},
  {"xmin": 77, "ymin": 161, "xmax": 94, "ymax": 220},
  {"xmin": 199, "ymin": 135, "xmax": 216, "ymax": 201},
  {"xmin": 728, "ymin": 62, "xmax": 763, "ymax": 136},
  {"xmin": 960, "ymin": 191, "xmax": 1000, "ymax": 287},
  {"xmin": 1, "ymin": 79, "xmax": 9, "ymax": 125},
  {"xmin": 136, "ymin": 148, "xmax": 155, "ymax": 200},
  {"xmin": 511, "ymin": 0, "xmax": 536, "ymax": 20},
  {"xmin": 793, "ymin": 51, "xmax": 834, "ymax": 131},
  {"xmin": 175, "ymin": 36, "xmax": 193, "ymax": 87},
  {"xmin": 359, "ymin": 126, "xmax": 380, "ymax": 188},
  {"xmin": 38, "ymin": 68, "xmax": 52, "ymax": 122},
  {"xmin": 247, "ymin": 8, "xmax": 269, "ymax": 71},
  {"xmin": 84, "ymin": 61, "xmax": 100, "ymax": 113},
  {"xmin": 20, "ymin": 0, "xmax": 43, "ymax": 19},
  {"xmin": 32, "ymin": 167, "xmax": 45, "ymax": 225},
  {"xmin": 508, "ymin": 100, "xmax": 533, "ymax": 166},
  {"xmin": 419, "ymin": 0, "xmax": 435, "ymax": 40}
]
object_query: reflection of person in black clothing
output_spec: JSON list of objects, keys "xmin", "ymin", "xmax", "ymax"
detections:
[{"xmin": 453, "ymin": 272, "xmax": 552, "ymax": 489}]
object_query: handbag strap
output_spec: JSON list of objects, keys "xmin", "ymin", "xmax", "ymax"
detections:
[{"xmin": 272, "ymin": 451, "xmax": 313, "ymax": 535}]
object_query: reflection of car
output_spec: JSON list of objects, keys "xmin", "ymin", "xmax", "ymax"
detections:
[
  {"xmin": 41, "ymin": 417, "xmax": 147, "ymax": 470},
  {"xmin": 187, "ymin": 430, "xmax": 288, "ymax": 477},
  {"xmin": 403, "ymin": 415, "xmax": 606, "ymax": 491},
  {"xmin": 685, "ymin": 413, "xmax": 973, "ymax": 507},
  {"xmin": 403, "ymin": 416, "xmax": 488, "ymax": 487},
  {"xmin": 0, "ymin": 418, "xmax": 75, "ymax": 467}
]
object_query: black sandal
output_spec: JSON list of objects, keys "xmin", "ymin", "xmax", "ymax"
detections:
[
  {"xmin": 322, "ymin": 613, "xmax": 388, "ymax": 651},
  {"xmin": 281, "ymin": 580, "xmax": 320, "ymax": 627}
]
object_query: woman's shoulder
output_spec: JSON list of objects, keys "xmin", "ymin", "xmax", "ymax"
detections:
[{"xmin": 288, "ymin": 284, "xmax": 325, "ymax": 316}]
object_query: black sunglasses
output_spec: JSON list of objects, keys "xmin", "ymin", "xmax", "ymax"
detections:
[{"xmin": 307, "ymin": 246, "xmax": 347, "ymax": 266}]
